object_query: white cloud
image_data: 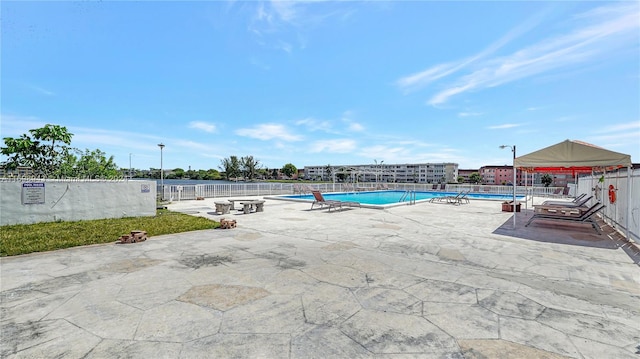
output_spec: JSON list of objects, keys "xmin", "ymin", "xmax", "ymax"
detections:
[
  {"xmin": 586, "ymin": 121, "xmax": 640, "ymax": 148},
  {"xmin": 247, "ymin": 1, "xmax": 356, "ymax": 53},
  {"xmin": 595, "ymin": 121, "xmax": 640, "ymax": 133},
  {"xmin": 173, "ymin": 140, "xmax": 214, "ymax": 152},
  {"xmin": 295, "ymin": 117, "xmax": 333, "ymax": 132},
  {"xmin": 188, "ymin": 121, "xmax": 217, "ymax": 133},
  {"xmin": 309, "ymin": 139, "xmax": 356, "ymax": 153},
  {"xmin": 25, "ymin": 84, "xmax": 55, "ymax": 96},
  {"xmin": 396, "ymin": 62, "xmax": 465, "ymax": 93},
  {"xmin": 347, "ymin": 122, "xmax": 364, "ymax": 132},
  {"xmin": 458, "ymin": 112, "xmax": 482, "ymax": 118},
  {"xmin": 0, "ymin": 114, "xmax": 48, "ymax": 136},
  {"xmin": 397, "ymin": 6, "xmax": 551, "ymax": 93},
  {"xmin": 586, "ymin": 131, "xmax": 640, "ymax": 143},
  {"xmin": 398, "ymin": 3, "xmax": 639, "ymax": 106},
  {"xmin": 235, "ymin": 123, "xmax": 303, "ymax": 141},
  {"xmin": 487, "ymin": 123, "xmax": 522, "ymax": 130}
]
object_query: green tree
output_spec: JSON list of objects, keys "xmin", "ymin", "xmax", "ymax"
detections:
[
  {"xmin": 241, "ymin": 155, "xmax": 260, "ymax": 181},
  {"xmin": 258, "ymin": 168, "xmax": 269, "ymax": 179},
  {"xmin": 220, "ymin": 156, "xmax": 241, "ymax": 181},
  {"xmin": 56, "ymin": 149, "xmax": 119, "ymax": 178},
  {"xmin": 208, "ymin": 169, "xmax": 222, "ymax": 180},
  {"xmin": 457, "ymin": 176, "xmax": 465, "ymax": 183},
  {"xmin": 469, "ymin": 172, "xmax": 482, "ymax": 184},
  {"xmin": 173, "ymin": 168, "xmax": 185, "ymax": 179},
  {"xmin": 1, "ymin": 124, "xmax": 73, "ymax": 175},
  {"xmin": 541, "ymin": 173, "xmax": 553, "ymax": 187},
  {"xmin": 281, "ymin": 163, "xmax": 297, "ymax": 178}
]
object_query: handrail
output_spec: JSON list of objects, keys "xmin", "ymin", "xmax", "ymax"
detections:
[{"xmin": 399, "ymin": 190, "xmax": 416, "ymax": 205}]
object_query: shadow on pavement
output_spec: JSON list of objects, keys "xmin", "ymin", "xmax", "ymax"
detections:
[{"xmin": 493, "ymin": 209, "xmax": 640, "ymax": 265}]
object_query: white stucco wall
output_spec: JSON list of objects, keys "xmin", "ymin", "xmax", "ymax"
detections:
[{"xmin": 0, "ymin": 180, "xmax": 157, "ymax": 226}]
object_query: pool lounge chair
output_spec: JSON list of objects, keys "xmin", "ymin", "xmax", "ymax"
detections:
[
  {"xmin": 525, "ymin": 202, "xmax": 605, "ymax": 234},
  {"xmin": 542, "ymin": 193, "xmax": 587, "ymax": 206},
  {"xmin": 429, "ymin": 190, "xmax": 469, "ymax": 205},
  {"xmin": 538, "ymin": 195, "xmax": 593, "ymax": 209},
  {"xmin": 311, "ymin": 190, "xmax": 360, "ymax": 212},
  {"xmin": 450, "ymin": 190, "xmax": 470, "ymax": 205}
]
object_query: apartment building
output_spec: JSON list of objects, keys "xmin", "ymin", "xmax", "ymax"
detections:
[
  {"xmin": 480, "ymin": 165, "xmax": 540, "ymax": 185},
  {"xmin": 304, "ymin": 163, "xmax": 459, "ymax": 183},
  {"xmin": 0, "ymin": 166, "xmax": 35, "ymax": 177},
  {"xmin": 457, "ymin": 169, "xmax": 479, "ymax": 183}
]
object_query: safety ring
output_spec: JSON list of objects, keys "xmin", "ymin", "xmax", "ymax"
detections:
[{"xmin": 608, "ymin": 184, "xmax": 616, "ymax": 204}]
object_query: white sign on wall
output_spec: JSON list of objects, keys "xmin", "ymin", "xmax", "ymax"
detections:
[{"xmin": 22, "ymin": 182, "xmax": 45, "ymax": 205}]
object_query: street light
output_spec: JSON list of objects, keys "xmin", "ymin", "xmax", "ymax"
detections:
[
  {"xmin": 129, "ymin": 153, "xmax": 132, "ymax": 179},
  {"xmin": 374, "ymin": 159, "xmax": 384, "ymax": 184},
  {"xmin": 500, "ymin": 145, "xmax": 517, "ymax": 228},
  {"xmin": 158, "ymin": 143, "xmax": 165, "ymax": 200}
]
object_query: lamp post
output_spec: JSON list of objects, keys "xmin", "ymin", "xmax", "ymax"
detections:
[
  {"xmin": 374, "ymin": 159, "xmax": 379, "ymax": 183},
  {"xmin": 129, "ymin": 153, "xmax": 132, "ymax": 179},
  {"xmin": 158, "ymin": 143, "xmax": 165, "ymax": 200},
  {"xmin": 500, "ymin": 145, "xmax": 517, "ymax": 228}
]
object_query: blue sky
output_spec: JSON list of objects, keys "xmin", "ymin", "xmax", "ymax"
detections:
[{"xmin": 2, "ymin": 1, "xmax": 639, "ymax": 172}]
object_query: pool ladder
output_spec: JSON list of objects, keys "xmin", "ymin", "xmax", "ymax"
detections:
[{"xmin": 399, "ymin": 190, "xmax": 416, "ymax": 205}]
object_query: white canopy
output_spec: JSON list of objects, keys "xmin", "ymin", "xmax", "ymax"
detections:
[{"xmin": 514, "ymin": 139, "xmax": 632, "ymax": 173}]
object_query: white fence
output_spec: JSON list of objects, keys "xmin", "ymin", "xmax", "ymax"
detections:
[
  {"xmin": 159, "ymin": 182, "xmax": 565, "ymax": 200},
  {"xmin": 577, "ymin": 168, "xmax": 639, "ymax": 242}
]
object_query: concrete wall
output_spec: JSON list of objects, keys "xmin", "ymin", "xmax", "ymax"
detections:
[{"xmin": 0, "ymin": 180, "xmax": 156, "ymax": 226}]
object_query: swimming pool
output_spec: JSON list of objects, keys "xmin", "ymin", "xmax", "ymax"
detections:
[{"xmin": 276, "ymin": 190, "xmax": 525, "ymax": 208}]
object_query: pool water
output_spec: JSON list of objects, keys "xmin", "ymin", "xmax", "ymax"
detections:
[{"xmin": 282, "ymin": 190, "xmax": 525, "ymax": 206}]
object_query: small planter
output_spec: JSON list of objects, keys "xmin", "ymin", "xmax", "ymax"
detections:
[{"xmin": 502, "ymin": 201, "xmax": 521, "ymax": 212}]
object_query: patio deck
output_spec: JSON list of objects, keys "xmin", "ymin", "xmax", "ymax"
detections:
[{"xmin": 1, "ymin": 197, "xmax": 638, "ymax": 358}]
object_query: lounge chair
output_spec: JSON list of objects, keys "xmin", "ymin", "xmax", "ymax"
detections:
[
  {"xmin": 429, "ymin": 190, "xmax": 469, "ymax": 205},
  {"xmin": 451, "ymin": 190, "xmax": 470, "ymax": 205},
  {"xmin": 549, "ymin": 187, "xmax": 564, "ymax": 197},
  {"xmin": 538, "ymin": 195, "xmax": 592, "ymax": 209},
  {"xmin": 525, "ymin": 202, "xmax": 605, "ymax": 234},
  {"xmin": 542, "ymin": 193, "xmax": 587, "ymax": 206},
  {"xmin": 310, "ymin": 190, "xmax": 360, "ymax": 212}
]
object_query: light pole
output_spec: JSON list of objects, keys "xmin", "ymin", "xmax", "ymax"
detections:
[
  {"xmin": 158, "ymin": 143, "xmax": 165, "ymax": 200},
  {"xmin": 374, "ymin": 159, "xmax": 379, "ymax": 183},
  {"xmin": 129, "ymin": 153, "xmax": 132, "ymax": 179},
  {"xmin": 500, "ymin": 145, "xmax": 517, "ymax": 228}
]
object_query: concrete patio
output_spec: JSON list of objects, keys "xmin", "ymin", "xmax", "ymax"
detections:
[{"xmin": 1, "ymin": 197, "xmax": 639, "ymax": 358}]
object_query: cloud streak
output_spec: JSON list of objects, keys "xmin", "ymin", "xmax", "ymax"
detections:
[
  {"xmin": 310, "ymin": 139, "xmax": 356, "ymax": 153},
  {"xmin": 487, "ymin": 123, "xmax": 522, "ymax": 130},
  {"xmin": 188, "ymin": 121, "xmax": 217, "ymax": 133},
  {"xmin": 236, "ymin": 123, "xmax": 303, "ymax": 141},
  {"xmin": 397, "ymin": 3, "xmax": 640, "ymax": 106}
]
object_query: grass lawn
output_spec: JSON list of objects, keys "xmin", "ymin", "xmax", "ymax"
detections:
[{"xmin": 0, "ymin": 209, "xmax": 219, "ymax": 257}]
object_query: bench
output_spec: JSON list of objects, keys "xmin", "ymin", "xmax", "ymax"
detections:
[
  {"xmin": 228, "ymin": 199, "xmax": 253, "ymax": 211},
  {"xmin": 240, "ymin": 200, "xmax": 265, "ymax": 214},
  {"xmin": 214, "ymin": 201, "xmax": 231, "ymax": 214}
]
